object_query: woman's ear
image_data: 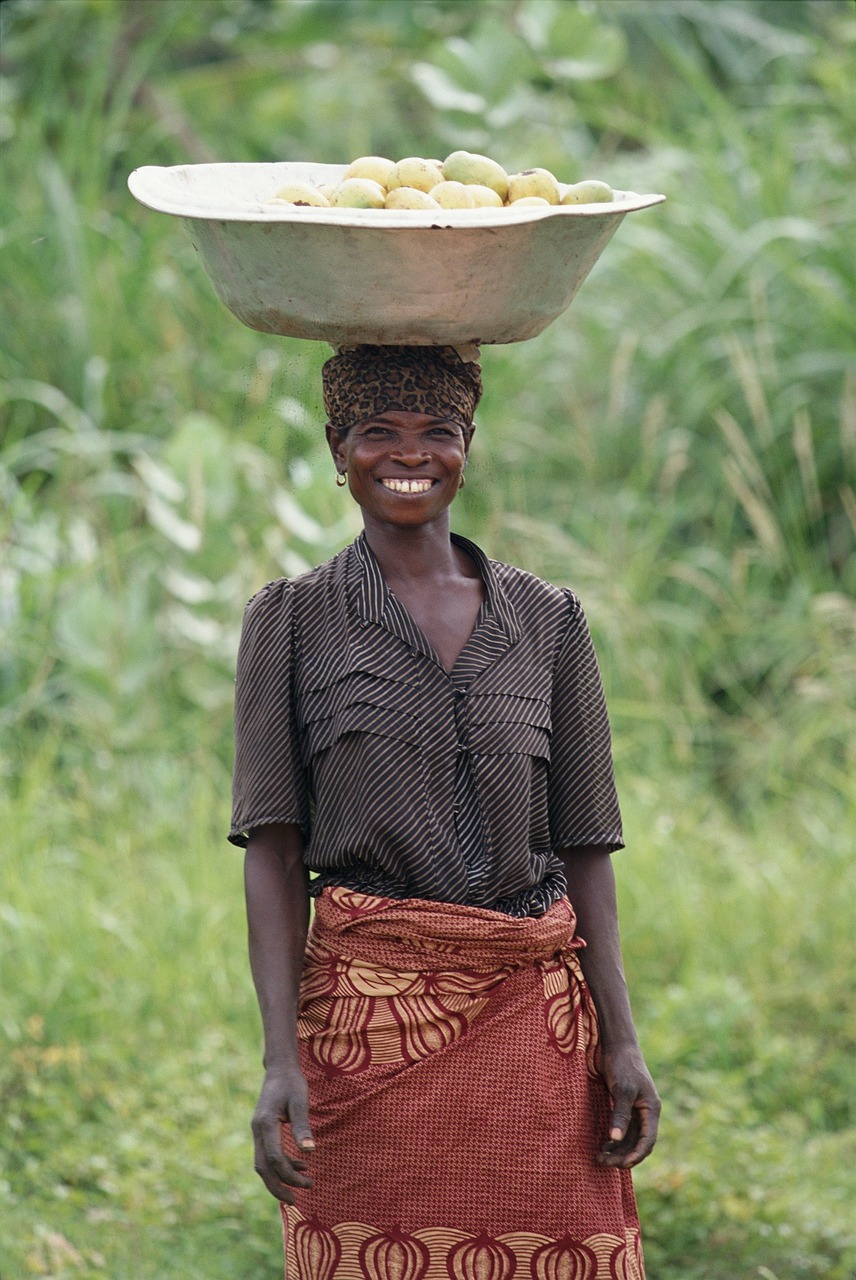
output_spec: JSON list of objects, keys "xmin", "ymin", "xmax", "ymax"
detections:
[
  {"xmin": 463, "ymin": 421, "xmax": 476, "ymax": 457},
  {"xmin": 325, "ymin": 422, "xmax": 346, "ymax": 471}
]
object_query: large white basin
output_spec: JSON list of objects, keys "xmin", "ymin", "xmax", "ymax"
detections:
[{"xmin": 128, "ymin": 161, "xmax": 665, "ymax": 346}]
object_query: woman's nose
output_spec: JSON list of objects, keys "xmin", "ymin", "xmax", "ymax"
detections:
[{"xmin": 390, "ymin": 443, "xmax": 430, "ymax": 464}]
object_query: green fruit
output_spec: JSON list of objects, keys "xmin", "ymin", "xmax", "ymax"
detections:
[
  {"xmin": 466, "ymin": 184, "xmax": 504, "ymax": 208},
  {"xmin": 329, "ymin": 178, "xmax": 386, "ymax": 209},
  {"xmin": 387, "ymin": 157, "xmax": 445, "ymax": 193},
  {"xmin": 344, "ymin": 156, "xmax": 396, "ymax": 188},
  {"xmin": 560, "ymin": 180, "xmax": 614, "ymax": 205},
  {"xmin": 384, "ymin": 187, "xmax": 440, "ymax": 210},
  {"xmin": 429, "ymin": 181, "xmax": 475, "ymax": 209},
  {"xmin": 507, "ymin": 168, "xmax": 561, "ymax": 205},
  {"xmin": 268, "ymin": 181, "xmax": 329, "ymax": 207},
  {"xmin": 442, "ymin": 150, "xmax": 509, "ymax": 200},
  {"xmin": 508, "ymin": 196, "xmax": 551, "ymax": 207}
]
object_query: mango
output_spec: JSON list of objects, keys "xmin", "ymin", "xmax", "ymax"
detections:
[
  {"xmin": 429, "ymin": 181, "xmax": 475, "ymax": 209},
  {"xmin": 466, "ymin": 184, "xmax": 504, "ymax": 208},
  {"xmin": 507, "ymin": 168, "xmax": 561, "ymax": 205},
  {"xmin": 561, "ymin": 180, "xmax": 614, "ymax": 205},
  {"xmin": 268, "ymin": 181, "xmax": 329, "ymax": 207},
  {"xmin": 329, "ymin": 178, "xmax": 386, "ymax": 209},
  {"xmin": 442, "ymin": 150, "xmax": 509, "ymax": 201},
  {"xmin": 384, "ymin": 187, "xmax": 440, "ymax": 210},
  {"xmin": 508, "ymin": 196, "xmax": 551, "ymax": 207},
  {"xmin": 387, "ymin": 157, "xmax": 445, "ymax": 194},
  {"xmin": 344, "ymin": 155, "xmax": 396, "ymax": 187}
]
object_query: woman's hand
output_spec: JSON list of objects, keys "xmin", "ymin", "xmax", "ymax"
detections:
[
  {"xmin": 556, "ymin": 848, "xmax": 661, "ymax": 1170},
  {"xmin": 244, "ymin": 826, "xmax": 313, "ymax": 1203},
  {"xmin": 251, "ymin": 1063, "xmax": 316, "ymax": 1203},
  {"xmin": 596, "ymin": 1042, "xmax": 660, "ymax": 1169}
]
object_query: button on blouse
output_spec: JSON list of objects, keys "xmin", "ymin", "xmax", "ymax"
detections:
[{"xmin": 229, "ymin": 533, "xmax": 623, "ymax": 917}]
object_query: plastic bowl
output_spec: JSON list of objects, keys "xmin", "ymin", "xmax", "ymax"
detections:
[{"xmin": 128, "ymin": 162, "xmax": 665, "ymax": 346}]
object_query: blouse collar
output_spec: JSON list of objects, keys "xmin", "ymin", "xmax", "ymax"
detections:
[{"xmin": 350, "ymin": 531, "xmax": 522, "ymax": 667}]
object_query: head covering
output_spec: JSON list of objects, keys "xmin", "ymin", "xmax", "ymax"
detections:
[{"xmin": 322, "ymin": 345, "xmax": 482, "ymax": 435}]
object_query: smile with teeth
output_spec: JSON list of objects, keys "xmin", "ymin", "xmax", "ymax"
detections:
[{"xmin": 380, "ymin": 478, "xmax": 435, "ymax": 494}]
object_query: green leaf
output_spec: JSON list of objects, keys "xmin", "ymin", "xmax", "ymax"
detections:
[{"xmin": 517, "ymin": 0, "xmax": 627, "ymax": 80}]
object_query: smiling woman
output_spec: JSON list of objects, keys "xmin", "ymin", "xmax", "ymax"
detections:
[{"xmin": 232, "ymin": 344, "xmax": 658, "ymax": 1279}]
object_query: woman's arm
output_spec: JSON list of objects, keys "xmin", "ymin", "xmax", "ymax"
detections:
[
  {"xmin": 557, "ymin": 846, "xmax": 660, "ymax": 1169},
  {"xmin": 244, "ymin": 821, "xmax": 315, "ymax": 1202}
]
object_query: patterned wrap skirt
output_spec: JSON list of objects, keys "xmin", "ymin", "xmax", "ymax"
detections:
[{"xmin": 280, "ymin": 886, "xmax": 645, "ymax": 1280}]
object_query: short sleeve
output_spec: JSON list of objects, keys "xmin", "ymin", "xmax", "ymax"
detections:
[
  {"xmin": 548, "ymin": 590, "xmax": 623, "ymax": 852},
  {"xmin": 228, "ymin": 579, "xmax": 308, "ymax": 846}
]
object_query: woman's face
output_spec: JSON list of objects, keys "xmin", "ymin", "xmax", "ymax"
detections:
[{"xmin": 326, "ymin": 411, "xmax": 471, "ymax": 529}]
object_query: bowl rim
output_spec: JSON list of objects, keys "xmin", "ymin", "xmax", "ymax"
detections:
[{"xmin": 128, "ymin": 162, "xmax": 666, "ymax": 228}]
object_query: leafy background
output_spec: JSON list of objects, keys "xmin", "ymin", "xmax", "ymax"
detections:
[{"xmin": 1, "ymin": 1, "xmax": 854, "ymax": 1276}]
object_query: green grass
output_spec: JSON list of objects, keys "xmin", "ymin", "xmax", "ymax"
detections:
[{"xmin": 1, "ymin": 747, "xmax": 278, "ymax": 1279}]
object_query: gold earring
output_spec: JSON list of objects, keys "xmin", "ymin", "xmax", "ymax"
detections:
[
  {"xmin": 459, "ymin": 471, "xmax": 467, "ymax": 488},
  {"xmin": 336, "ymin": 471, "xmax": 347, "ymax": 487}
]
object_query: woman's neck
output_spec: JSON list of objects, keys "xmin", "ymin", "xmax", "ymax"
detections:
[{"xmin": 362, "ymin": 514, "xmax": 465, "ymax": 587}]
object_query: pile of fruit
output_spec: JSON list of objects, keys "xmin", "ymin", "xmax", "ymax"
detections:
[{"xmin": 267, "ymin": 151, "xmax": 614, "ymax": 211}]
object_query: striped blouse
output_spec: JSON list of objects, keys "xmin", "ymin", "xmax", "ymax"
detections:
[{"xmin": 229, "ymin": 533, "xmax": 623, "ymax": 918}]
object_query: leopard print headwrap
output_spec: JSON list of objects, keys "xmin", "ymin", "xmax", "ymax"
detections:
[{"xmin": 322, "ymin": 345, "xmax": 482, "ymax": 435}]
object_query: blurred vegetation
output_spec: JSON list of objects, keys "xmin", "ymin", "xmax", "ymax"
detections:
[{"xmin": 1, "ymin": 1, "xmax": 854, "ymax": 1277}]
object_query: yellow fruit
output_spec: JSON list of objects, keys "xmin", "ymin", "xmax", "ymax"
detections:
[
  {"xmin": 507, "ymin": 168, "xmax": 561, "ymax": 205},
  {"xmin": 560, "ymin": 180, "xmax": 614, "ymax": 205},
  {"xmin": 267, "ymin": 181, "xmax": 329, "ymax": 207},
  {"xmin": 344, "ymin": 156, "xmax": 396, "ymax": 188},
  {"xmin": 329, "ymin": 178, "xmax": 386, "ymax": 209},
  {"xmin": 508, "ymin": 196, "xmax": 551, "ymax": 207},
  {"xmin": 442, "ymin": 150, "xmax": 509, "ymax": 200},
  {"xmin": 387, "ymin": 157, "xmax": 445, "ymax": 193},
  {"xmin": 384, "ymin": 187, "xmax": 440, "ymax": 210},
  {"xmin": 466, "ymin": 184, "xmax": 504, "ymax": 208},
  {"xmin": 429, "ymin": 181, "xmax": 476, "ymax": 209}
]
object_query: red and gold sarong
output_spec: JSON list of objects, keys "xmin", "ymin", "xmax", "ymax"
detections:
[{"xmin": 281, "ymin": 886, "xmax": 644, "ymax": 1279}]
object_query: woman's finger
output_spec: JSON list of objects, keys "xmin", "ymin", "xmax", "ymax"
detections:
[
  {"xmin": 287, "ymin": 1093, "xmax": 316, "ymax": 1152},
  {"xmin": 253, "ymin": 1131, "xmax": 314, "ymax": 1202},
  {"xmin": 607, "ymin": 1082, "xmax": 636, "ymax": 1141},
  {"xmin": 623, "ymin": 1095, "xmax": 660, "ymax": 1166}
]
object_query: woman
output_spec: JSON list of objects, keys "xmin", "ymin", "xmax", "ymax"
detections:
[{"xmin": 229, "ymin": 345, "xmax": 659, "ymax": 1279}]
